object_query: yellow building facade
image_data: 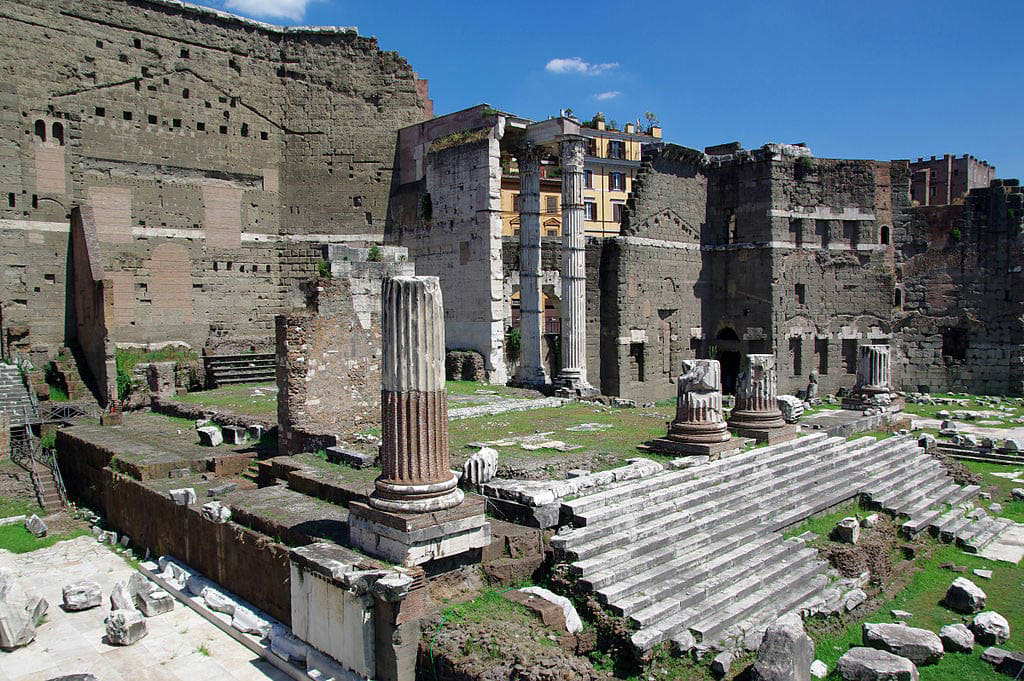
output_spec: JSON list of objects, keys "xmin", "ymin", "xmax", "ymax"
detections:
[{"xmin": 500, "ymin": 120, "xmax": 663, "ymax": 237}]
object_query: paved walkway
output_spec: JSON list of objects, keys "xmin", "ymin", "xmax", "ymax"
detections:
[{"xmin": 0, "ymin": 537, "xmax": 289, "ymax": 681}]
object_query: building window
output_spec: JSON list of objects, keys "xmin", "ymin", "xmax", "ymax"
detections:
[
  {"xmin": 584, "ymin": 200, "xmax": 597, "ymax": 221},
  {"xmin": 795, "ymin": 283, "xmax": 806, "ymax": 305},
  {"xmin": 629, "ymin": 342, "xmax": 645, "ymax": 382},
  {"xmin": 880, "ymin": 225, "xmax": 891, "ymax": 245},
  {"xmin": 586, "ymin": 139, "xmax": 597, "ymax": 156},
  {"xmin": 147, "ymin": 114, "xmax": 157, "ymax": 124},
  {"xmin": 51, "ymin": 122, "xmax": 64, "ymax": 145},
  {"xmin": 33, "ymin": 120, "xmax": 45, "ymax": 142},
  {"xmin": 609, "ymin": 172, "xmax": 625, "ymax": 191},
  {"xmin": 612, "ymin": 202, "xmax": 624, "ymax": 223},
  {"xmin": 545, "ymin": 196, "xmax": 558, "ymax": 213},
  {"xmin": 790, "ymin": 218, "xmax": 804, "ymax": 247},
  {"xmin": 584, "ymin": 169, "xmax": 593, "ymax": 189},
  {"xmin": 511, "ymin": 193, "xmax": 520, "ymax": 212},
  {"xmin": 607, "ymin": 140, "xmax": 625, "ymax": 160}
]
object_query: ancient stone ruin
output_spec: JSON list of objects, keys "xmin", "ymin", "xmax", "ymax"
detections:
[{"xmin": 1, "ymin": 2, "xmax": 1022, "ymax": 681}]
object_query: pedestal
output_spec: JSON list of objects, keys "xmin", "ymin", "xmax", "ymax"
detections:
[
  {"xmin": 730, "ymin": 423, "xmax": 799, "ymax": 445},
  {"xmin": 348, "ymin": 497, "xmax": 491, "ymax": 567}
]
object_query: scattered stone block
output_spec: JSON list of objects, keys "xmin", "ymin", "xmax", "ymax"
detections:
[
  {"xmin": 918, "ymin": 434, "xmax": 936, "ymax": 449},
  {"xmin": 751, "ymin": 612, "xmax": 814, "ymax": 681},
  {"xmin": 837, "ymin": 647, "xmax": 919, "ymax": 681},
  {"xmin": 61, "ymin": 581, "xmax": 101, "ymax": 611},
  {"xmin": 863, "ymin": 622, "xmax": 943, "ymax": 665},
  {"xmin": 671, "ymin": 630, "xmax": 696, "ymax": 655},
  {"xmin": 128, "ymin": 574, "xmax": 173, "ymax": 617},
  {"xmin": 220, "ymin": 425, "xmax": 247, "ymax": 445},
  {"xmin": 1012, "ymin": 488, "xmax": 1024, "ymax": 501},
  {"xmin": 810, "ymin": 659, "xmax": 827, "ymax": 678},
  {"xmin": 973, "ymin": 569, "xmax": 993, "ymax": 580},
  {"xmin": 891, "ymin": 610, "xmax": 913, "ymax": 620},
  {"xmin": 971, "ymin": 611, "xmax": 1010, "ymax": 645},
  {"xmin": 994, "ymin": 651, "xmax": 1024, "ymax": 678},
  {"xmin": 711, "ymin": 650, "xmax": 734, "ymax": 678},
  {"xmin": 461, "ymin": 447, "xmax": 498, "ymax": 485},
  {"xmin": 990, "ymin": 503, "xmax": 1004, "ymax": 513},
  {"xmin": 508, "ymin": 587, "xmax": 582, "ymax": 633},
  {"xmin": 777, "ymin": 395, "xmax": 804, "ymax": 423},
  {"xmin": 862, "ymin": 514, "xmax": 880, "ymax": 528},
  {"xmin": 246, "ymin": 425, "xmax": 265, "ymax": 441},
  {"xmin": 109, "ymin": 581, "xmax": 134, "ymax": 611},
  {"xmin": 834, "ymin": 517, "xmax": 861, "ymax": 544},
  {"xmin": 201, "ymin": 586, "xmax": 236, "ymax": 615},
  {"xmin": 944, "ymin": 577, "xmax": 986, "ymax": 613},
  {"xmin": 206, "ymin": 482, "xmax": 237, "ymax": 497},
  {"xmin": 24, "ymin": 515, "xmax": 47, "ymax": 538},
  {"xmin": 938, "ymin": 623, "xmax": 974, "ymax": 653},
  {"xmin": 325, "ymin": 445, "xmax": 376, "ymax": 469},
  {"xmin": 0, "ymin": 570, "xmax": 44, "ymax": 650},
  {"xmin": 168, "ymin": 468, "xmax": 190, "ymax": 479},
  {"xmin": 197, "ymin": 426, "xmax": 223, "ymax": 447},
  {"xmin": 232, "ymin": 606, "xmax": 271, "ymax": 637},
  {"xmin": 201, "ymin": 501, "xmax": 232, "ymax": 524},
  {"xmin": 168, "ymin": 488, "xmax": 196, "ymax": 506},
  {"xmin": 844, "ymin": 588, "xmax": 868, "ymax": 611},
  {"xmin": 46, "ymin": 675, "xmax": 100, "ymax": 681},
  {"xmin": 105, "ymin": 609, "xmax": 148, "ymax": 645},
  {"xmin": 269, "ymin": 624, "xmax": 308, "ymax": 665},
  {"xmin": 982, "ymin": 647, "xmax": 1009, "ymax": 665}
]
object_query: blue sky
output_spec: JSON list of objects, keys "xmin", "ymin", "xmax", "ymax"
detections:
[{"xmin": 203, "ymin": 1, "xmax": 1023, "ymax": 177}]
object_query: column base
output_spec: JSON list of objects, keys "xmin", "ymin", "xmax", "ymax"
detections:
[
  {"xmin": 552, "ymin": 369, "xmax": 598, "ymax": 397},
  {"xmin": 370, "ymin": 473, "xmax": 464, "ymax": 513},
  {"xmin": 510, "ymin": 366, "xmax": 549, "ymax": 390},
  {"xmin": 643, "ymin": 436, "xmax": 743, "ymax": 459},
  {"xmin": 730, "ymin": 423, "xmax": 799, "ymax": 445},
  {"xmin": 348, "ymin": 497, "xmax": 491, "ymax": 567},
  {"xmin": 841, "ymin": 393, "xmax": 904, "ymax": 412}
]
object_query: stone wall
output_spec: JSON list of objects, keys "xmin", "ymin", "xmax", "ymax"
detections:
[
  {"xmin": 0, "ymin": 0, "xmax": 428, "ymax": 365},
  {"xmin": 894, "ymin": 179, "xmax": 1024, "ymax": 394},
  {"xmin": 387, "ymin": 107, "xmax": 507, "ymax": 383},
  {"xmin": 276, "ymin": 246, "xmax": 413, "ymax": 456}
]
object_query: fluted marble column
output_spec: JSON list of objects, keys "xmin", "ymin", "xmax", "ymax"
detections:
[
  {"xmin": 372, "ymin": 276, "xmax": 463, "ymax": 513},
  {"xmin": 728, "ymin": 354, "xmax": 786, "ymax": 430},
  {"xmin": 855, "ymin": 344, "xmax": 891, "ymax": 394},
  {"xmin": 666, "ymin": 360, "xmax": 731, "ymax": 444},
  {"xmin": 554, "ymin": 135, "xmax": 594, "ymax": 394},
  {"xmin": 514, "ymin": 145, "xmax": 548, "ymax": 388}
]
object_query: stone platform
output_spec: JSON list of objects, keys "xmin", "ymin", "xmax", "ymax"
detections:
[
  {"xmin": 731, "ymin": 423, "xmax": 799, "ymax": 445},
  {"xmin": 551, "ymin": 432, "xmax": 1006, "ymax": 652}
]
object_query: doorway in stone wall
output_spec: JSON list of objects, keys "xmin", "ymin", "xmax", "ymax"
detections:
[{"xmin": 714, "ymin": 327, "xmax": 742, "ymax": 394}]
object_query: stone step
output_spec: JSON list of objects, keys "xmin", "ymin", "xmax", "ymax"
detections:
[
  {"xmin": 564, "ymin": 432, "xmax": 832, "ymax": 518},
  {"xmin": 962, "ymin": 518, "xmax": 1014, "ymax": 553},
  {"xmin": 560, "ymin": 436, "xmax": 858, "ymax": 555},
  {"xmin": 940, "ymin": 514, "xmax": 975, "ymax": 543},
  {"xmin": 609, "ymin": 532, "xmax": 783, "ymax": 617},
  {"xmin": 896, "ymin": 481, "xmax": 962, "ymax": 519},
  {"xmin": 906, "ymin": 485, "xmax": 980, "ymax": 536},
  {"xmin": 871, "ymin": 464, "xmax": 949, "ymax": 509}
]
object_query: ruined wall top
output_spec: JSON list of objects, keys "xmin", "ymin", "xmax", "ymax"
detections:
[{"xmin": 122, "ymin": 0, "xmax": 359, "ymax": 36}]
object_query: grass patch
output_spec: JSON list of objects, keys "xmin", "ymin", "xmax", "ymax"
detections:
[
  {"xmin": 783, "ymin": 498, "xmax": 873, "ymax": 541},
  {"xmin": 440, "ymin": 585, "xmax": 535, "ymax": 626},
  {"xmin": 173, "ymin": 382, "xmax": 276, "ymax": 415},
  {"xmin": 0, "ymin": 525, "xmax": 90, "ymax": 553},
  {"xmin": 48, "ymin": 383, "xmax": 69, "ymax": 402},
  {"xmin": 0, "ymin": 495, "xmax": 43, "ymax": 519},
  {"xmin": 447, "ymin": 401, "xmax": 676, "ymax": 466},
  {"xmin": 961, "ymin": 460, "xmax": 1024, "ymax": 523},
  {"xmin": 116, "ymin": 346, "xmax": 198, "ymax": 400},
  {"xmin": 814, "ymin": 539, "xmax": 1023, "ymax": 681}
]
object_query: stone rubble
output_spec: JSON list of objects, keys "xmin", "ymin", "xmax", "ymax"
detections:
[
  {"xmin": 971, "ymin": 611, "xmax": 1011, "ymax": 645},
  {"xmin": 943, "ymin": 577, "xmax": 986, "ymax": 613},
  {"xmin": 461, "ymin": 447, "xmax": 498, "ymax": 485},
  {"xmin": 938, "ymin": 623, "xmax": 974, "ymax": 652},
  {"xmin": 517, "ymin": 587, "xmax": 582, "ymax": 633},
  {"xmin": 61, "ymin": 581, "xmax": 102, "ymax": 611},
  {"xmin": 751, "ymin": 612, "xmax": 814, "ymax": 681},
  {"xmin": 168, "ymin": 487, "xmax": 197, "ymax": 506},
  {"xmin": 862, "ymin": 622, "xmax": 943, "ymax": 665},
  {"xmin": 196, "ymin": 426, "xmax": 223, "ymax": 447},
  {"xmin": 0, "ymin": 569, "xmax": 47, "ymax": 650},
  {"xmin": 24, "ymin": 514, "xmax": 47, "ymax": 538},
  {"xmin": 104, "ymin": 608, "xmax": 148, "ymax": 646},
  {"xmin": 834, "ymin": 517, "xmax": 861, "ymax": 544},
  {"xmin": 836, "ymin": 647, "xmax": 919, "ymax": 681}
]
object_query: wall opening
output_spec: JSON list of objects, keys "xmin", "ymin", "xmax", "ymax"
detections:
[
  {"xmin": 941, "ymin": 327, "xmax": 968, "ymax": 361},
  {"xmin": 51, "ymin": 122, "xmax": 64, "ymax": 145},
  {"xmin": 629, "ymin": 342, "xmax": 645, "ymax": 382},
  {"xmin": 815, "ymin": 337, "xmax": 829, "ymax": 375},
  {"xmin": 795, "ymin": 283, "xmax": 806, "ymax": 305},
  {"xmin": 727, "ymin": 211, "xmax": 737, "ymax": 244},
  {"xmin": 841, "ymin": 339, "xmax": 857, "ymax": 374},
  {"xmin": 789, "ymin": 337, "xmax": 803, "ymax": 376},
  {"xmin": 33, "ymin": 119, "xmax": 46, "ymax": 142},
  {"xmin": 7, "ymin": 193, "xmax": 14, "ymax": 208},
  {"xmin": 880, "ymin": 225, "xmax": 891, "ymax": 245},
  {"xmin": 894, "ymin": 288, "xmax": 903, "ymax": 308},
  {"xmin": 717, "ymin": 349, "xmax": 741, "ymax": 394},
  {"xmin": 790, "ymin": 218, "xmax": 804, "ymax": 247},
  {"xmin": 815, "ymin": 219, "xmax": 830, "ymax": 249}
]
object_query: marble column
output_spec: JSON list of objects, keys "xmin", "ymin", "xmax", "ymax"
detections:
[
  {"xmin": 554, "ymin": 135, "xmax": 594, "ymax": 394},
  {"xmin": 728, "ymin": 354, "xmax": 786, "ymax": 430},
  {"xmin": 667, "ymin": 360, "xmax": 731, "ymax": 444},
  {"xmin": 371, "ymin": 275, "xmax": 463, "ymax": 513},
  {"xmin": 855, "ymin": 345, "xmax": 891, "ymax": 394},
  {"xmin": 514, "ymin": 145, "xmax": 548, "ymax": 388}
]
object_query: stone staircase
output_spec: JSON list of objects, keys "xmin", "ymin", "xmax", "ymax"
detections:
[
  {"xmin": 32, "ymin": 465, "xmax": 63, "ymax": 513},
  {"xmin": 552, "ymin": 432, "xmax": 1001, "ymax": 653},
  {"xmin": 204, "ymin": 353, "xmax": 275, "ymax": 387},
  {"xmin": 0, "ymin": 363, "xmax": 35, "ymax": 426}
]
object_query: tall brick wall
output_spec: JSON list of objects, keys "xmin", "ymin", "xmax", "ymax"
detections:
[
  {"xmin": 0, "ymin": 0, "xmax": 428, "ymax": 364},
  {"xmin": 894, "ymin": 180, "xmax": 1024, "ymax": 394}
]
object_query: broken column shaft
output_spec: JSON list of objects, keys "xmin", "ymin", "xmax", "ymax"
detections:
[
  {"xmin": 555, "ymin": 135, "xmax": 595, "ymax": 395},
  {"xmin": 372, "ymin": 275, "xmax": 463, "ymax": 513},
  {"xmin": 855, "ymin": 344, "xmax": 891, "ymax": 394},
  {"xmin": 514, "ymin": 145, "xmax": 548, "ymax": 388},
  {"xmin": 646, "ymin": 359, "xmax": 738, "ymax": 457},
  {"xmin": 727, "ymin": 353, "xmax": 797, "ymax": 444}
]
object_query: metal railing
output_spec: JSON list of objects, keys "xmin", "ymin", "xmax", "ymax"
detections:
[{"xmin": 9, "ymin": 405, "xmax": 68, "ymax": 510}]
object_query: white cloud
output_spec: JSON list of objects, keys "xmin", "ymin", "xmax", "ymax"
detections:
[
  {"xmin": 545, "ymin": 57, "xmax": 620, "ymax": 76},
  {"xmin": 223, "ymin": 0, "xmax": 311, "ymax": 22},
  {"xmin": 594, "ymin": 91, "xmax": 621, "ymax": 101}
]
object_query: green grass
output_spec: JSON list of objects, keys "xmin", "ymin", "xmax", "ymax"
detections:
[
  {"xmin": 783, "ymin": 498, "xmax": 873, "ymax": 540},
  {"xmin": 445, "ymin": 380, "xmax": 523, "ymax": 397},
  {"xmin": 961, "ymin": 460, "xmax": 1024, "ymax": 523},
  {"xmin": 0, "ymin": 525, "xmax": 90, "ymax": 553},
  {"xmin": 116, "ymin": 346, "xmax": 199, "ymax": 400},
  {"xmin": 814, "ymin": 540, "xmax": 1023, "ymax": 681},
  {"xmin": 448, "ymin": 401, "xmax": 676, "ymax": 465},
  {"xmin": 47, "ymin": 384, "xmax": 69, "ymax": 402},
  {"xmin": 440, "ymin": 585, "xmax": 535, "ymax": 626},
  {"xmin": 901, "ymin": 394, "xmax": 1024, "ymax": 429},
  {"xmin": 173, "ymin": 381, "xmax": 277, "ymax": 415},
  {"xmin": 0, "ymin": 495, "xmax": 43, "ymax": 519}
]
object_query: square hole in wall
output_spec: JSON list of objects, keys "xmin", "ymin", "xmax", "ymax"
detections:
[
  {"xmin": 95, "ymin": 106, "xmax": 105, "ymax": 117},
  {"xmin": 260, "ymin": 131, "xmax": 268, "ymax": 140},
  {"xmin": 196, "ymin": 122, "xmax": 205, "ymax": 131},
  {"xmin": 219, "ymin": 125, "xmax": 227, "ymax": 134},
  {"xmin": 172, "ymin": 119, "xmax": 181, "ymax": 128},
  {"xmin": 96, "ymin": 39, "xmax": 103, "ymax": 48},
  {"xmin": 123, "ymin": 111, "xmax": 132, "ymax": 121},
  {"xmin": 133, "ymin": 38, "xmax": 141, "ymax": 48},
  {"xmin": 180, "ymin": 48, "xmax": 190, "ymax": 58},
  {"xmin": 148, "ymin": 114, "xmax": 157, "ymax": 124}
]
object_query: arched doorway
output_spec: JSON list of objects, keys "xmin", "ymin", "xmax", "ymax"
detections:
[{"xmin": 715, "ymin": 327, "xmax": 741, "ymax": 394}]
